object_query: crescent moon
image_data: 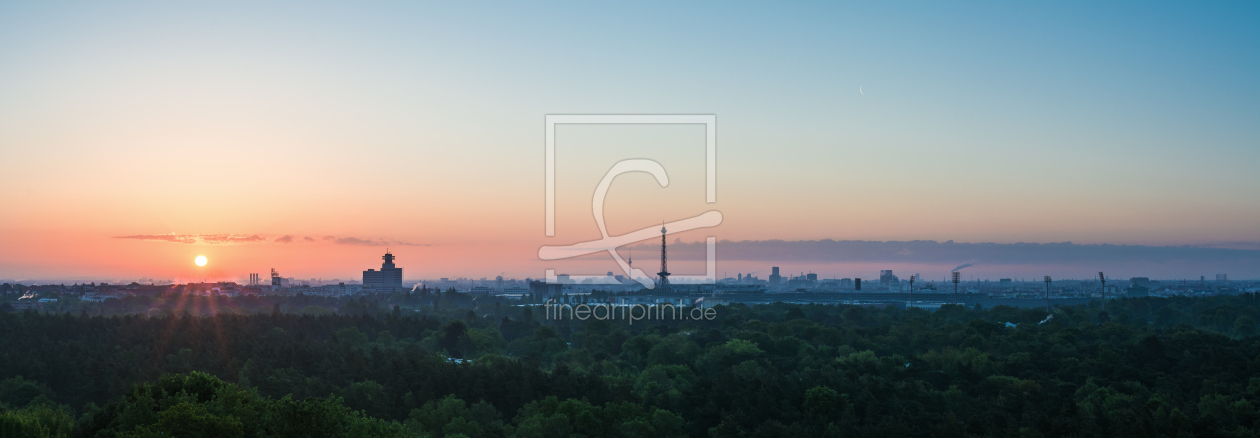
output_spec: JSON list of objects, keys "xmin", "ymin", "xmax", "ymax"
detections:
[{"xmin": 859, "ymin": 86, "xmax": 864, "ymax": 95}]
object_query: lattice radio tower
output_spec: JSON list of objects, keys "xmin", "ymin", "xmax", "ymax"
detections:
[{"xmin": 657, "ymin": 223, "xmax": 671, "ymax": 292}]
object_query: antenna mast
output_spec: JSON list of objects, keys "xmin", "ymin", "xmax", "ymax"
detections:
[{"xmin": 657, "ymin": 223, "xmax": 670, "ymax": 292}]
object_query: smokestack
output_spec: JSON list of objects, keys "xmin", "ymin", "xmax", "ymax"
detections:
[
  {"xmin": 1044, "ymin": 276, "xmax": 1052, "ymax": 312},
  {"xmin": 952, "ymin": 272, "xmax": 960, "ymax": 304},
  {"xmin": 952, "ymin": 262, "xmax": 976, "ymax": 272},
  {"xmin": 1098, "ymin": 272, "xmax": 1106, "ymax": 312}
]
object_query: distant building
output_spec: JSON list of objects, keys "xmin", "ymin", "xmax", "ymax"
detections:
[
  {"xmin": 1217, "ymin": 274, "xmax": 1228, "ymax": 284},
  {"xmin": 528, "ymin": 280, "xmax": 562, "ymax": 296},
  {"xmin": 839, "ymin": 278, "xmax": 854, "ymax": 289},
  {"xmin": 806, "ymin": 273, "xmax": 818, "ymax": 282},
  {"xmin": 1127, "ymin": 284, "xmax": 1150, "ymax": 297},
  {"xmin": 81, "ymin": 293, "xmax": 114, "ymax": 302},
  {"xmin": 787, "ymin": 277, "xmax": 814, "ymax": 289},
  {"xmin": 880, "ymin": 270, "xmax": 899, "ymax": 287},
  {"xmin": 1000, "ymin": 278, "xmax": 1012, "ymax": 288},
  {"xmin": 769, "ymin": 267, "xmax": 782, "ymax": 286},
  {"xmin": 1130, "ymin": 277, "xmax": 1151, "ymax": 288},
  {"xmin": 363, "ymin": 251, "xmax": 404, "ymax": 291}
]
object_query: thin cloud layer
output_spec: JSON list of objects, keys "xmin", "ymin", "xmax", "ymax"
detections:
[
  {"xmin": 113, "ymin": 234, "xmax": 265, "ymax": 245},
  {"xmin": 113, "ymin": 233, "xmax": 429, "ymax": 246},
  {"xmin": 333, "ymin": 237, "xmax": 429, "ymax": 247},
  {"xmin": 623, "ymin": 239, "xmax": 1260, "ymax": 265}
]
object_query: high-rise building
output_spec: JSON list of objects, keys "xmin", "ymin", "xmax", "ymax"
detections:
[
  {"xmin": 363, "ymin": 251, "xmax": 404, "ymax": 291},
  {"xmin": 1217, "ymin": 274, "xmax": 1228, "ymax": 283},
  {"xmin": 879, "ymin": 270, "xmax": 899, "ymax": 287},
  {"xmin": 769, "ymin": 267, "xmax": 782, "ymax": 286}
]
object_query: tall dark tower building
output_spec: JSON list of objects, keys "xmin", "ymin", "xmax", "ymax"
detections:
[
  {"xmin": 657, "ymin": 224, "xmax": 670, "ymax": 292},
  {"xmin": 363, "ymin": 250, "xmax": 403, "ymax": 291}
]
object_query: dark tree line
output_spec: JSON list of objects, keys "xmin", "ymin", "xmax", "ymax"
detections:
[{"xmin": 3, "ymin": 293, "xmax": 1260, "ymax": 437}]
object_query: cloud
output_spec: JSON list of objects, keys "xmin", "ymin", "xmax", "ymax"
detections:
[
  {"xmin": 622, "ymin": 239, "xmax": 1260, "ymax": 266},
  {"xmin": 114, "ymin": 234, "xmax": 198, "ymax": 244},
  {"xmin": 333, "ymin": 237, "xmax": 430, "ymax": 247},
  {"xmin": 1194, "ymin": 241, "xmax": 1260, "ymax": 251},
  {"xmin": 114, "ymin": 234, "xmax": 265, "ymax": 245},
  {"xmin": 203, "ymin": 235, "xmax": 267, "ymax": 245},
  {"xmin": 112, "ymin": 233, "xmax": 427, "ymax": 246}
]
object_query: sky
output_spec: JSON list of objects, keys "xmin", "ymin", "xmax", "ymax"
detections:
[{"xmin": 0, "ymin": 1, "xmax": 1257, "ymax": 283}]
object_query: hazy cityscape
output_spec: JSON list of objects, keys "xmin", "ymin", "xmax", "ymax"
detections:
[
  {"xmin": 4, "ymin": 246, "xmax": 1255, "ymax": 315},
  {"xmin": 2, "ymin": 2, "xmax": 1258, "ymax": 437}
]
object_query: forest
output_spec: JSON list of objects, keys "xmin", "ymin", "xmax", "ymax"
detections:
[{"xmin": 4, "ymin": 290, "xmax": 1260, "ymax": 437}]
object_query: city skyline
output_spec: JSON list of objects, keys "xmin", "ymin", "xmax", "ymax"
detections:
[{"xmin": 3, "ymin": 238, "xmax": 1257, "ymax": 285}]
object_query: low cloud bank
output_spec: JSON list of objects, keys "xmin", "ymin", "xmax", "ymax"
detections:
[{"xmin": 626, "ymin": 239, "xmax": 1260, "ymax": 265}]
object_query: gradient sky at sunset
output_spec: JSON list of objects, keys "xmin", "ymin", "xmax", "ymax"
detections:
[{"xmin": 1, "ymin": 2, "xmax": 1257, "ymax": 282}]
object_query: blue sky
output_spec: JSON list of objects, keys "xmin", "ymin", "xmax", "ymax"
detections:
[{"xmin": 0, "ymin": 1, "xmax": 1256, "ymax": 279}]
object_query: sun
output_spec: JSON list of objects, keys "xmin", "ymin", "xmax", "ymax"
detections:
[{"xmin": 195, "ymin": 255, "xmax": 207, "ymax": 267}]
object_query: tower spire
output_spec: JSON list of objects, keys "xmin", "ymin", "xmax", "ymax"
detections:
[{"xmin": 658, "ymin": 221, "xmax": 670, "ymax": 292}]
